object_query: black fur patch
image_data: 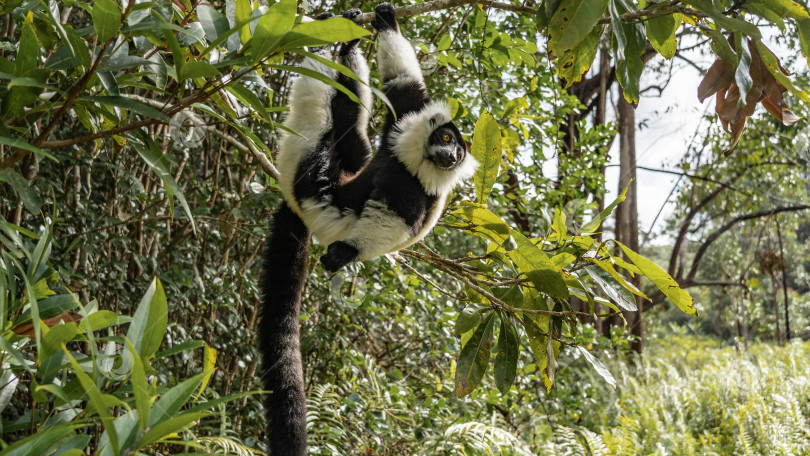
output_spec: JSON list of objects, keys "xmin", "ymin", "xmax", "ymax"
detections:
[{"xmin": 321, "ymin": 241, "xmax": 359, "ymax": 272}]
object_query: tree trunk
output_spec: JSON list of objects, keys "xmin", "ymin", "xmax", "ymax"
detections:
[
  {"xmin": 775, "ymin": 216, "xmax": 791, "ymax": 340},
  {"xmin": 615, "ymin": 89, "xmax": 643, "ymax": 354}
]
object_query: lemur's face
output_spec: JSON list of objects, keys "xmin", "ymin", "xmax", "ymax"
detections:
[{"xmin": 427, "ymin": 122, "xmax": 466, "ymax": 170}]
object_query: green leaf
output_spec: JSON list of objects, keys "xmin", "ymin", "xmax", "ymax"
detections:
[
  {"xmin": 548, "ymin": 0, "xmax": 609, "ymax": 56},
  {"xmin": 92, "ymin": 0, "xmax": 122, "ymax": 43},
  {"xmin": 0, "ymin": 168, "xmax": 43, "ymax": 213},
  {"xmin": 226, "ymin": 83, "xmax": 270, "ymax": 120},
  {"xmin": 494, "ymin": 313, "xmax": 519, "ymax": 394},
  {"xmin": 688, "ymin": 0, "xmax": 762, "ymax": 38},
  {"xmin": 511, "ymin": 231, "xmax": 569, "ymax": 299},
  {"xmin": 41, "ymin": 322, "xmax": 78, "ymax": 360},
  {"xmin": 137, "ymin": 412, "xmax": 212, "ymax": 449},
  {"xmin": 614, "ymin": 241, "xmax": 696, "ymax": 315},
  {"xmin": 455, "ymin": 312, "xmax": 496, "ymax": 397},
  {"xmin": 583, "ymin": 264, "xmax": 637, "ymax": 311},
  {"xmin": 470, "ymin": 111, "xmax": 501, "ymax": 204},
  {"xmin": 127, "ymin": 340, "xmax": 151, "ymax": 430},
  {"xmin": 80, "ymin": 96, "xmax": 171, "ymax": 122},
  {"xmin": 65, "ymin": 349, "xmax": 119, "ymax": 454},
  {"xmin": 581, "ymin": 186, "xmax": 627, "ymax": 234},
  {"xmin": 126, "ymin": 278, "xmax": 168, "ymax": 359},
  {"xmin": 249, "ymin": 0, "xmax": 297, "ymax": 62},
  {"xmin": 762, "ymin": 0, "xmax": 810, "ymax": 19},
  {"xmin": 179, "ymin": 60, "xmax": 220, "ymax": 80},
  {"xmin": 735, "ymin": 39, "xmax": 753, "ymax": 105},
  {"xmin": 610, "ymin": 0, "xmax": 646, "ymax": 105},
  {"xmin": 133, "ymin": 136, "xmax": 197, "ymax": 232},
  {"xmin": 148, "ymin": 373, "xmax": 205, "ymax": 427},
  {"xmin": 798, "ymin": 19, "xmax": 810, "ymax": 64},
  {"xmin": 155, "ymin": 340, "xmax": 205, "ymax": 359},
  {"xmin": 575, "ymin": 346, "xmax": 616, "ymax": 388},
  {"xmin": 0, "ymin": 424, "xmax": 83, "ymax": 456},
  {"xmin": 273, "ymin": 64, "xmax": 361, "ymax": 104},
  {"xmin": 455, "ymin": 306, "xmax": 485, "ymax": 335},
  {"xmin": 195, "ymin": 345, "xmax": 216, "ymax": 400},
  {"xmin": 234, "ymin": 0, "xmax": 253, "ymax": 44},
  {"xmin": 197, "ymin": 4, "xmax": 230, "ymax": 42},
  {"xmin": 646, "ymin": 12, "xmax": 681, "ymax": 59},
  {"xmin": 275, "ymin": 18, "xmax": 370, "ymax": 50},
  {"xmin": 556, "ymin": 26, "xmax": 600, "ymax": 86}
]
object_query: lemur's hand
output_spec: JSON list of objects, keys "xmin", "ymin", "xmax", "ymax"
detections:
[
  {"xmin": 342, "ymin": 8, "xmax": 362, "ymax": 22},
  {"xmin": 371, "ymin": 3, "xmax": 398, "ymax": 32},
  {"xmin": 314, "ymin": 12, "xmax": 334, "ymax": 20},
  {"xmin": 321, "ymin": 241, "xmax": 359, "ymax": 272}
]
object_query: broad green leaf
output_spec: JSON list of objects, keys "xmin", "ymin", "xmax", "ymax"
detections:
[
  {"xmin": 234, "ymin": 0, "xmax": 253, "ymax": 44},
  {"xmin": 92, "ymin": 0, "xmax": 121, "ymax": 43},
  {"xmin": 762, "ymin": 0, "xmax": 809, "ymax": 19},
  {"xmin": 0, "ymin": 168, "xmax": 43, "ymax": 213},
  {"xmin": 148, "ymin": 373, "xmax": 205, "ymax": 426},
  {"xmin": 688, "ymin": 0, "xmax": 762, "ymax": 38},
  {"xmin": 511, "ymin": 232, "xmax": 569, "ymax": 299},
  {"xmin": 226, "ymin": 83, "xmax": 270, "ymax": 120},
  {"xmin": 454, "ymin": 306, "xmax": 484, "ymax": 335},
  {"xmin": 0, "ymin": 424, "xmax": 83, "ymax": 456},
  {"xmin": 126, "ymin": 278, "xmax": 168, "ymax": 359},
  {"xmin": 80, "ymin": 96, "xmax": 171, "ymax": 122},
  {"xmin": 137, "ymin": 412, "xmax": 212, "ymax": 449},
  {"xmin": 449, "ymin": 202, "xmax": 512, "ymax": 245},
  {"xmin": 249, "ymin": 0, "xmax": 297, "ymax": 62},
  {"xmin": 646, "ymin": 12, "xmax": 681, "ymax": 59},
  {"xmin": 455, "ymin": 312, "xmax": 496, "ymax": 397},
  {"xmin": 197, "ymin": 4, "xmax": 230, "ymax": 41},
  {"xmin": 470, "ymin": 111, "xmax": 501, "ymax": 204},
  {"xmin": 548, "ymin": 0, "xmax": 609, "ymax": 56},
  {"xmin": 15, "ymin": 13, "xmax": 38, "ymax": 77},
  {"xmin": 273, "ymin": 64, "xmax": 361, "ymax": 104},
  {"xmin": 610, "ymin": 0, "xmax": 646, "ymax": 105},
  {"xmin": 494, "ymin": 313, "xmax": 519, "ymax": 394},
  {"xmin": 0, "ymin": 0, "xmax": 22, "ymax": 14},
  {"xmin": 127, "ymin": 341, "xmax": 151, "ymax": 430},
  {"xmin": 556, "ymin": 26, "xmax": 600, "ymax": 86},
  {"xmin": 41, "ymin": 322, "xmax": 78, "ymax": 360},
  {"xmin": 275, "ymin": 18, "xmax": 370, "ymax": 50},
  {"xmin": 615, "ymin": 241, "xmax": 696, "ymax": 315},
  {"xmin": 80, "ymin": 310, "xmax": 119, "ymax": 332},
  {"xmin": 179, "ymin": 60, "xmax": 220, "ymax": 80},
  {"xmin": 584, "ymin": 257, "xmax": 647, "ymax": 298},
  {"xmin": 575, "ymin": 346, "xmax": 616, "ymax": 388}
]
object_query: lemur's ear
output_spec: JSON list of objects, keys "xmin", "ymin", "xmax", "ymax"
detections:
[{"xmin": 429, "ymin": 114, "xmax": 442, "ymax": 127}]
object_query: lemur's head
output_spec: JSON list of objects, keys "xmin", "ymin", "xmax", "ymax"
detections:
[{"xmin": 427, "ymin": 119, "xmax": 466, "ymax": 170}]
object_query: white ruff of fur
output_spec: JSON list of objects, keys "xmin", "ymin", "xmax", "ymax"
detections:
[
  {"xmin": 299, "ymin": 197, "xmax": 357, "ymax": 246},
  {"xmin": 390, "ymin": 101, "xmax": 478, "ymax": 196}
]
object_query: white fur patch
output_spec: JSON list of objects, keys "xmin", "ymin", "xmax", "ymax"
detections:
[
  {"xmin": 277, "ymin": 52, "xmax": 337, "ymax": 215},
  {"xmin": 299, "ymin": 197, "xmax": 357, "ymax": 246},
  {"xmin": 346, "ymin": 200, "xmax": 412, "ymax": 261},
  {"xmin": 377, "ymin": 30, "xmax": 422, "ymax": 83},
  {"xmin": 390, "ymin": 101, "xmax": 478, "ymax": 196}
]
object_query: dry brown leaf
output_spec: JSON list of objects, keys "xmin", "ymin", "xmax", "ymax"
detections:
[
  {"xmin": 12, "ymin": 311, "xmax": 83, "ymax": 338},
  {"xmin": 698, "ymin": 38, "xmax": 804, "ymax": 155}
]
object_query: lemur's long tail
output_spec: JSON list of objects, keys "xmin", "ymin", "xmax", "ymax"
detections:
[{"xmin": 260, "ymin": 202, "xmax": 310, "ymax": 455}]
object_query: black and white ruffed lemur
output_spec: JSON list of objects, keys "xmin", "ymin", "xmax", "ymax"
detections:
[{"xmin": 260, "ymin": 3, "xmax": 477, "ymax": 454}]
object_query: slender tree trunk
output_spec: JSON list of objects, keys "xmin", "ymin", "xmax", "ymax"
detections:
[
  {"xmin": 775, "ymin": 217, "xmax": 791, "ymax": 340},
  {"xmin": 615, "ymin": 89, "xmax": 643, "ymax": 354},
  {"xmin": 595, "ymin": 49, "xmax": 610, "ymax": 338}
]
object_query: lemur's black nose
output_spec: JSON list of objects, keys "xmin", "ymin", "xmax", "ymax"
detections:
[{"xmin": 433, "ymin": 148, "xmax": 458, "ymax": 168}]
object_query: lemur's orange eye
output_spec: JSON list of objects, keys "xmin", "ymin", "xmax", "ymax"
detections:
[{"xmin": 442, "ymin": 134, "xmax": 451, "ymax": 142}]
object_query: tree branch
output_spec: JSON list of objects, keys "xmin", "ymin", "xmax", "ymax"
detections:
[
  {"xmin": 352, "ymin": 0, "xmax": 537, "ymax": 23},
  {"xmin": 686, "ymin": 204, "xmax": 810, "ymax": 282}
]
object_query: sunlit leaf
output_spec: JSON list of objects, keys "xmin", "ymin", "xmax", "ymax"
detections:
[{"xmin": 455, "ymin": 312, "xmax": 496, "ymax": 397}]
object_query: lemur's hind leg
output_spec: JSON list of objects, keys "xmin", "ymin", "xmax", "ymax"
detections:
[{"xmin": 329, "ymin": 8, "xmax": 373, "ymax": 181}]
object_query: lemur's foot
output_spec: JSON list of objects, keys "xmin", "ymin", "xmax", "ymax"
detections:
[
  {"xmin": 321, "ymin": 241, "xmax": 359, "ymax": 272},
  {"xmin": 338, "ymin": 8, "xmax": 364, "ymax": 54},
  {"xmin": 315, "ymin": 12, "xmax": 335, "ymax": 20},
  {"xmin": 371, "ymin": 3, "xmax": 398, "ymax": 32}
]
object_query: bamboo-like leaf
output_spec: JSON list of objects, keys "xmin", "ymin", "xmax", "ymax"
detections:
[
  {"xmin": 80, "ymin": 95, "xmax": 171, "ymax": 122},
  {"xmin": 455, "ymin": 312, "xmax": 496, "ymax": 397},
  {"xmin": 137, "ymin": 412, "xmax": 212, "ymax": 449},
  {"xmin": 583, "ymin": 264, "xmax": 637, "ymax": 311},
  {"xmin": 275, "ymin": 18, "xmax": 370, "ymax": 50},
  {"xmin": 92, "ymin": 0, "xmax": 121, "ymax": 43},
  {"xmin": 581, "ymin": 186, "xmax": 627, "ymax": 234},
  {"xmin": 127, "ymin": 340, "xmax": 151, "ymax": 430},
  {"xmin": 0, "ymin": 425, "xmax": 83, "ymax": 456},
  {"xmin": 148, "ymin": 373, "xmax": 205, "ymax": 427},
  {"xmin": 470, "ymin": 111, "xmax": 501, "ymax": 204},
  {"xmin": 249, "ymin": 0, "xmax": 296, "ymax": 62},
  {"xmin": 575, "ymin": 346, "xmax": 616, "ymax": 388},
  {"xmin": 195, "ymin": 345, "xmax": 216, "ymax": 400},
  {"xmin": 65, "ymin": 349, "xmax": 119, "ymax": 454},
  {"xmin": 234, "ymin": 0, "xmax": 253, "ymax": 44},
  {"xmin": 0, "ymin": 169, "xmax": 43, "ymax": 213},
  {"xmin": 615, "ymin": 241, "xmax": 696, "ymax": 315}
]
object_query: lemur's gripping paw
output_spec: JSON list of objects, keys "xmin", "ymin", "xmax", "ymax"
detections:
[
  {"xmin": 342, "ymin": 8, "xmax": 362, "ymax": 22},
  {"xmin": 371, "ymin": 3, "xmax": 398, "ymax": 32},
  {"xmin": 321, "ymin": 241, "xmax": 359, "ymax": 272},
  {"xmin": 315, "ymin": 12, "xmax": 335, "ymax": 20}
]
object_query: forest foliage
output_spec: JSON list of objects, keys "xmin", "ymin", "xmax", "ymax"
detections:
[{"xmin": 1, "ymin": 0, "xmax": 810, "ymax": 453}]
